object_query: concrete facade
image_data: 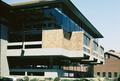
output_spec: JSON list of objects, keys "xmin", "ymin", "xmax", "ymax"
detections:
[
  {"xmin": 0, "ymin": 0, "xmax": 104, "ymax": 78},
  {"xmin": 43, "ymin": 29, "xmax": 84, "ymax": 51},
  {"xmin": 0, "ymin": 24, "xmax": 9, "ymax": 76}
]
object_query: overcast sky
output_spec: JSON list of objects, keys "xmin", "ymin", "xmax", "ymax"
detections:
[{"xmin": 3, "ymin": 0, "xmax": 120, "ymax": 52}]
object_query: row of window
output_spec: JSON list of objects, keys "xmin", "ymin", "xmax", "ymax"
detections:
[
  {"xmin": 83, "ymin": 35, "xmax": 104, "ymax": 55},
  {"xmin": 97, "ymin": 72, "xmax": 118, "ymax": 78},
  {"xmin": 83, "ymin": 47, "xmax": 90, "ymax": 54},
  {"xmin": 84, "ymin": 35, "xmax": 90, "ymax": 47},
  {"xmin": 8, "ymin": 32, "xmax": 42, "ymax": 42},
  {"xmin": 8, "ymin": 45, "xmax": 42, "ymax": 49},
  {"xmin": 43, "ymin": 8, "xmax": 82, "ymax": 32},
  {"xmin": 10, "ymin": 72, "xmax": 44, "ymax": 76}
]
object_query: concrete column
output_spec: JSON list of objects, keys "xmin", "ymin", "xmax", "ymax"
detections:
[{"xmin": 0, "ymin": 24, "xmax": 9, "ymax": 76}]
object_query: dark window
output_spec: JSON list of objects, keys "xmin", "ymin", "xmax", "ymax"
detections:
[
  {"xmin": 25, "ymin": 45, "xmax": 42, "ymax": 49},
  {"xmin": 108, "ymin": 55, "xmax": 110, "ymax": 59},
  {"xmin": 25, "ymin": 34, "xmax": 42, "ymax": 41},
  {"xmin": 114, "ymin": 72, "xmax": 118, "ymax": 77},
  {"xmin": 27, "ymin": 72, "xmax": 44, "ymax": 76},
  {"xmin": 97, "ymin": 72, "xmax": 100, "ymax": 76},
  {"xmin": 103, "ymin": 72, "xmax": 106, "ymax": 77},
  {"xmin": 7, "ymin": 45, "xmax": 22, "ymax": 49},
  {"xmin": 8, "ymin": 45, "xmax": 42, "ymax": 49},
  {"xmin": 8, "ymin": 32, "xmax": 22, "ymax": 42},
  {"xmin": 44, "ymin": 8, "xmax": 82, "ymax": 32},
  {"xmin": 10, "ymin": 72, "xmax": 25, "ymax": 75},
  {"xmin": 8, "ymin": 27, "xmax": 42, "ymax": 42},
  {"xmin": 108, "ymin": 72, "xmax": 112, "ymax": 78}
]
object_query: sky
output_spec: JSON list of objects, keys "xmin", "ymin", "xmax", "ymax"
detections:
[{"xmin": 3, "ymin": 0, "xmax": 120, "ymax": 52}]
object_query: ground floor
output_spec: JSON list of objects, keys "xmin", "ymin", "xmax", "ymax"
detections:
[{"xmin": 7, "ymin": 56, "xmax": 91, "ymax": 78}]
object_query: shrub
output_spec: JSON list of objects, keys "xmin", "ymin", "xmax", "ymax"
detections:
[
  {"xmin": 23, "ymin": 76, "xmax": 29, "ymax": 81},
  {"xmin": 54, "ymin": 77, "xmax": 60, "ymax": 81},
  {"xmin": 30, "ymin": 78, "xmax": 39, "ymax": 81},
  {"xmin": 16, "ymin": 78, "xmax": 23, "ymax": 81},
  {"xmin": 45, "ymin": 78, "xmax": 53, "ymax": 81}
]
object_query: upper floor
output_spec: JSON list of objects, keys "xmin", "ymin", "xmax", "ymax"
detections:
[{"xmin": 0, "ymin": 0, "xmax": 104, "ymax": 64}]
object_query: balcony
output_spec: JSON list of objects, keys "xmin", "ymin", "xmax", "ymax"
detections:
[
  {"xmin": 80, "ymin": 35, "xmax": 104, "ymax": 64},
  {"xmin": 7, "ymin": 30, "xmax": 104, "ymax": 64},
  {"xmin": 7, "ymin": 40, "xmax": 83, "ymax": 58},
  {"xmin": 8, "ymin": 41, "xmax": 42, "ymax": 46},
  {"xmin": 7, "ymin": 48, "xmax": 83, "ymax": 58}
]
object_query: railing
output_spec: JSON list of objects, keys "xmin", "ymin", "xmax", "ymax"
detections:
[
  {"xmin": 83, "ymin": 45, "xmax": 90, "ymax": 55},
  {"xmin": 7, "ymin": 41, "xmax": 42, "ymax": 49},
  {"xmin": 8, "ymin": 41, "xmax": 42, "ymax": 46},
  {"xmin": 93, "ymin": 51, "xmax": 99, "ymax": 57}
]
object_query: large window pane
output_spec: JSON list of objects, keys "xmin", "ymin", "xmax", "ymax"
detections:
[{"xmin": 84, "ymin": 35, "xmax": 90, "ymax": 47}]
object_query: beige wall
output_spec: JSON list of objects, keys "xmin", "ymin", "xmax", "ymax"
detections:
[
  {"xmin": 42, "ymin": 29, "xmax": 63, "ymax": 48},
  {"xmin": 63, "ymin": 32, "xmax": 84, "ymax": 51},
  {"xmin": 42, "ymin": 29, "xmax": 84, "ymax": 52}
]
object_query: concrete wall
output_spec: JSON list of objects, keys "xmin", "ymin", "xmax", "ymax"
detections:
[
  {"xmin": 42, "ymin": 29, "xmax": 84, "ymax": 52},
  {"xmin": 0, "ymin": 24, "xmax": 9, "ymax": 76},
  {"xmin": 63, "ymin": 31, "xmax": 84, "ymax": 51},
  {"xmin": 42, "ymin": 29, "xmax": 63, "ymax": 48}
]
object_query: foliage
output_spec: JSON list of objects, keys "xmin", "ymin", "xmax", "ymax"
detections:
[
  {"xmin": 54, "ymin": 77, "xmax": 60, "ymax": 81},
  {"xmin": 30, "ymin": 78, "xmax": 39, "ymax": 81},
  {"xmin": 16, "ymin": 78, "xmax": 23, "ymax": 81},
  {"xmin": 23, "ymin": 76, "xmax": 29, "ymax": 81},
  {"xmin": 61, "ymin": 79, "xmax": 71, "ymax": 81},
  {"xmin": 45, "ymin": 77, "xmax": 53, "ymax": 81},
  {"xmin": 103, "ymin": 77, "xmax": 111, "ymax": 81}
]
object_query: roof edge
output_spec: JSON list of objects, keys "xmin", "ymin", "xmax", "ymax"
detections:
[{"xmin": 10, "ymin": 0, "xmax": 103, "ymax": 38}]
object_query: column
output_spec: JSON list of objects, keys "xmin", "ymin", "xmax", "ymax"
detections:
[{"xmin": 0, "ymin": 24, "xmax": 9, "ymax": 76}]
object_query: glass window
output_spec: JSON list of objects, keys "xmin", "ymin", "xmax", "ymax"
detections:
[
  {"xmin": 43, "ymin": 8, "xmax": 82, "ymax": 32},
  {"xmin": 97, "ymin": 72, "xmax": 100, "ymax": 76},
  {"xmin": 84, "ymin": 35, "xmax": 90, "ymax": 47},
  {"xmin": 93, "ymin": 42, "xmax": 98, "ymax": 51},
  {"xmin": 108, "ymin": 72, "xmax": 112, "ymax": 78},
  {"xmin": 103, "ymin": 72, "xmax": 106, "ymax": 77},
  {"xmin": 114, "ymin": 72, "xmax": 118, "ymax": 77},
  {"xmin": 83, "ymin": 47, "xmax": 90, "ymax": 54}
]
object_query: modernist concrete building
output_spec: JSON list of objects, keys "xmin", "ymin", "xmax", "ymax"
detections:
[
  {"xmin": 0, "ymin": 0, "xmax": 104, "ymax": 78},
  {"xmin": 94, "ymin": 51, "xmax": 120, "ymax": 78}
]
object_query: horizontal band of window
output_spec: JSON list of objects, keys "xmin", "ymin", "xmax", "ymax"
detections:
[{"xmin": 7, "ymin": 45, "xmax": 42, "ymax": 49}]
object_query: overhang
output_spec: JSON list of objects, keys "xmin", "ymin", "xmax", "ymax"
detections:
[{"xmin": 11, "ymin": 0, "xmax": 103, "ymax": 38}]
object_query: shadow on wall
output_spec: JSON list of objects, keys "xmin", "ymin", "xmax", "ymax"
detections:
[{"xmin": 63, "ymin": 31, "xmax": 72, "ymax": 40}]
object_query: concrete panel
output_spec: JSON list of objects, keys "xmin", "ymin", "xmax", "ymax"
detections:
[
  {"xmin": 63, "ymin": 31, "xmax": 84, "ymax": 51},
  {"xmin": 42, "ymin": 29, "xmax": 63, "ymax": 48},
  {"xmin": 0, "ymin": 24, "xmax": 9, "ymax": 76},
  {"xmin": 42, "ymin": 29, "xmax": 84, "ymax": 52}
]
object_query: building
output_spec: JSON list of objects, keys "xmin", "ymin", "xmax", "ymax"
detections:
[
  {"xmin": 0, "ymin": 0, "xmax": 104, "ymax": 78},
  {"xmin": 94, "ymin": 51, "xmax": 120, "ymax": 78}
]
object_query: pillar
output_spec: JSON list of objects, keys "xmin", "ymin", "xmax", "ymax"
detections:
[{"xmin": 0, "ymin": 24, "xmax": 9, "ymax": 76}]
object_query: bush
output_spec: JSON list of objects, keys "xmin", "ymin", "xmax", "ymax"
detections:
[
  {"xmin": 45, "ymin": 78, "xmax": 53, "ymax": 81},
  {"xmin": 16, "ymin": 78, "xmax": 23, "ymax": 81},
  {"xmin": 54, "ymin": 77, "xmax": 60, "ymax": 81},
  {"xmin": 61, "ymin": 79, "xmax": 71, "ymax": 81},
  {"xmin": 30, "ymin": 78, "xmax": 39, "ymax": 81},
  {"xmin": 23, "ymin": 76, "xmax": 29, "ymax": 81}
]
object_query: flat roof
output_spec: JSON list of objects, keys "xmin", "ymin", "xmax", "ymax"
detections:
[{"xmin": 11, "ymin": 0, "xmax": 103, "ymax": 38}]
